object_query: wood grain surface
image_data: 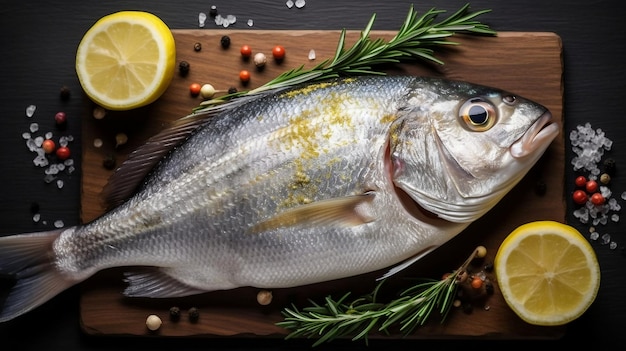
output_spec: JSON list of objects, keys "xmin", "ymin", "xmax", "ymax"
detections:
[{"xmin": 79, "ymin": 30, "xmax": 565, "ymax": 339}]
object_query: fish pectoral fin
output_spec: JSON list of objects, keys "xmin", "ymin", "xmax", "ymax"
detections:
[
  {"xmin": 376, "ymin": 245, "xmax": 438, "ymax": 281},
  {"xmin": 250, "ymin": 192, "xmax": 377, "ymax": 234},
  {"xmin": 123, "ymin": 268, "xmax": 207, "ymax": 298}
]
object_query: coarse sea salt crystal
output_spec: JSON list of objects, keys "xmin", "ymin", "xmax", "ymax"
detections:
[
  {"xmin": 590, "ymin": 231, "xmax": 599, "ymax": 241},
  {"xmin": 26, "ymin": 105, "xmax": 36, "ymax": 117},
  {"xmin": 198, "ymin": 12, "xmax": 207, "ymax": 27},
  {"xmin": 308, "ymin": 49, "xmax": 316, "ymax": 60},
  {"xmin": 247, "ymin": 19, "xmax": 253, "ymax": 27},
  {"xmin": 286, "ymin": 0, "xmax": 294, "ymax": 8},
  {"xmin": 32, "ymin": 213, "xmax": 40, "ymax": 223},
  {"xmin": 54, "ymin": 220, "xmax": 64, "ymax": 228},
  {"xmin": 295, "ymin": 0, "xmax": 306, "ymax": 8},
  {"xmin": 29, "ymin": 123, "xmax": 39, "ymax": 133}
]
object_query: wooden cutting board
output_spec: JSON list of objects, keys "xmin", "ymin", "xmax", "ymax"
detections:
[{"xmin": 79, "ymin": 30, "xmax": 565, "ymax": 340}]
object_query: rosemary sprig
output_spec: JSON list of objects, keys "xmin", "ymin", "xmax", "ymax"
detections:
[
  {"xmin": 276, "ymin": 247, "xmax": 484, "ymax": 346},
  {"xmin": 193, "ymin": 3, "xmax": 494, "ymax": 113}
]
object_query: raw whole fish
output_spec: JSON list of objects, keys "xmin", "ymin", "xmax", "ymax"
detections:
[{"xmin": 0, "ymin": 76, "xmax": 559, "ymax": 322}]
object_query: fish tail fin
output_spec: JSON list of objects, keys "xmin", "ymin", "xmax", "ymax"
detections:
[{"xmin": 0, "ymin": 228, "xmax": 78, "ymax": 322}]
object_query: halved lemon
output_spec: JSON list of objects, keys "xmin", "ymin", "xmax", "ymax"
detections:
[
  {"xmin": 75, "ymin": 11, "xmax": 176, "ymax": 110},
  {"xmin": 494, "ymin": 221, "xmax": 600, "ymax": 326}
]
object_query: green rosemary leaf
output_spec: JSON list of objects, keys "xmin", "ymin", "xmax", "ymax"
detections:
[{"xmin": 193, "ymin": 3, "xmax": 495, "ymax": 113}]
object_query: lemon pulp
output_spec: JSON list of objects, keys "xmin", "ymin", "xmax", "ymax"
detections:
[
  {"xmin": 495, "ymin": 221, "xmax": 600, "ymax": 326},
  {"xmin": 75, "ymin": 11, "xmax": 176, "ymax": 110}
]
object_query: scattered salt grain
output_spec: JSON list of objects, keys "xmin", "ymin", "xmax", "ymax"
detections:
[
  {"xmin": 590, "ymin": 231, "xmax": 599, "ymax": 241},
  {"xmin": 198, "ymin": 12, "xmax": 207, "ymax": 27},
  {"xmin": 26, "ymin": 105, "xmax": 36, "ymax": 117},
  {"xmin": 610, "ymin": 241, "xmax": 618, "ymax": 250},
  {"xmin": 601, "ymin": 233, "xmax": 611, "ymax": 245},
  {"xmin": 295, "ymin": 0, "xmax": 306, "ymax": 8},
  {"xmin": 54, "ymin": 220, "xmax": 64, "ymax": 228},
  {"xmin": 22, "ymin": 132, "xmax": 31, "ymax": 139},
  {"xmin": 247, "ymin": 19, "xmax": 254, "ymax": 27},
  {"xmin": 34, "ymin": 136, "xmax": 44, "ymax": 147},
  {"xmin": 286, "ymin": 0, "xmax": 294, "ymax": 8},
  {"xmin": 30, "ymin": 123, "xmax": 39, "ymax": 133},
  {"xmin": 32, "ymin": 213, "xmax": 40, "ymax": 223},
  {"xmin": 56, "ymin": 180, "xmax": 64, "ymax": 189},
  {"xmin": 45, "ymin": 131, "xmax": 53, "ymax": 140},
  {"xmin": 308, "ymin": 49, "xmax": 316, "ymax": 60}
]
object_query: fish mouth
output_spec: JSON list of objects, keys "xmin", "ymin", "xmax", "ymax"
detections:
[{"xmin": 510, "ymin": 111, "xmax": 559, "ymax": 158}]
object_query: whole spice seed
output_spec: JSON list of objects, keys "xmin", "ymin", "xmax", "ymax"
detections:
[
  {"xmin": 178, "ymin": 61, "xmax": 190, "ymax": 76},
  {"xmin": 220, "ymin": 35, "xmax": 231, "ymax": 49},
  {"xmin": 59, "ymin": 86, "xmax": 71, "ymax": 100},
  {"xmin": 146, "ymin": 314, "xmax": 162, "ymax": 331},
  {"xmin": 256, "ymin": 290, "xmax": 273, "ymax": 305},
  {"xmin": 169, "ymin": 306, "xmax": 181, "ymax": 321},
  {"xmin": 194, "ymin": 42, "xmax": 202, "ymax": 52},
  {"xmin": 188, "ymin": 307, "xmax": 200, "ymax": 322}
]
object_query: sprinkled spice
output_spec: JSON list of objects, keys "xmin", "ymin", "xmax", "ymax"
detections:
[
  {"xmin": 256, "ymin": 290, "xmax": 273, "ymax": 305},
  {"xmin": 239, "ymin": 70, "xmax": 251, "ymax": 83},
  {"xmin": 240, "ymin": 44, "xmax": 252, "ymax": 58},
  {"xmin": 254, "ymin": 52, "xmax": 267, "ymax": 68},
  {"xmin": 59, "ymin": 86, "xmax": 71, "ymax": 101},
  {"xmin": 54, "ymin": 111, "xmax": 67, "ymax": 126},
  {"xmin": 272, "ymin": 45, "xmax": 286, "ymax": 61},
  {"xmin": 55, "ymin": 146, "xmax": 70, "ymax": 161},
  {"xmin": 146, "ymin": 314, "xmax": 162, "ymax": 331},
  {"xmin": 102, "ymin": 154, "xmax": 116, "ymax": 170},
  {"xmin": 220, "ymin": 35, "xmax": 231, "ymax": 49},
  {"xmin": 600, "ymin": 173, "xmax": 611, "ymax": 185},
  {"xmin": 188, "ymin": 307, "xmax": 200, "ymax": 322},
  {"xmin": 189, "ymin": 83, "xmax": 202, "ymax": 96},
  {"xmin": 228, "ymin": 86, "xmax": 238, "ymax": 94},
  {"xmin": 603, "ymin": 157, "xmax": 616, "ymax": 175},
  {"xmin": 169, "ymin": 306, "xmax": 181, "ymax": 322},
  {"xmin": 178, "ymin": 61, "xmax": 190, "ymax": 77},
  {"xmin": 194, "ymin": 42, "xmax": 202, "ymax": 52}
]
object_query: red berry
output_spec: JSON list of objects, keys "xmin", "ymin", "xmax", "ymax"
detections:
[
  {"xmin": 56, "ymin": 146, "xmax": 71, "ymax": 160},
  {"xmin": 272, "ymin": 45, "xmax": 286, "ymax": 60},
  {"xmin": 590, "ymin": 192, "xmax": 605, "ymax": 206},
  {"xmin": 572, "ymin": 190, "xmax": 588, "ymax": 205},
  {"xmin": 240, "ymin": 45, "xmax": 252, "ymax": 58},
  {"xmin": 585, "ymin": 180, "xmax": 599, "ymax": 193},
  {"xmin": 575, "ymin": 175, "xmax": 587, "ymax": 188},
  {"xmin": 42, "ymin": 139, "xmax": 56, "ymax": 154},
  {"xmin": 189, "ymin": 83, "xmax": 201, "ymax": 96},
  {"xmin": 54, "ymin": 111, "xmax": 67, "ymax": 125}
]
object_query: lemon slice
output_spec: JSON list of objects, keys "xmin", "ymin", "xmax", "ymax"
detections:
[
  {"xmin": 494, "ymin": 221, "xmax": 600, "ymax": 326},
  {"xmin": 75, "ymin": 11, "xmax": 176, "ymax": 110}
]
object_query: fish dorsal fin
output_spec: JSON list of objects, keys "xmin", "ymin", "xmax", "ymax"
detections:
[
  {"xmin": 250, "ymin": 192, "xmax": 377, "ymax": 234},
  {"xmin": 376, "ymin": 245, "xmax": 438, "ymax": 281},
  {"xmin": 101, "ymin": 112, "xmax": 212, "ymax": 210},
  {"xmin": 101, "ymin": 93, "xmax": 279, "ymax": 210}
]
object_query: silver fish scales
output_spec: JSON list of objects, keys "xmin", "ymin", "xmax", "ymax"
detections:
[{"xmin": 0, "ymin": 76, "xmax": 559, "ymax": 322}]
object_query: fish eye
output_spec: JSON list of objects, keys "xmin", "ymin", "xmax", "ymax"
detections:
[{"xmin": 459, "ymin": 98, "xmax": 496, "ymax": 131}]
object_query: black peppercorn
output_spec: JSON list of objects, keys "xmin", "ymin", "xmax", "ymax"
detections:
[
  {"xmin": 485, "ymin": 281, "xmax": 494, "ymax": 295},
  {"xmin": 102, "ymin": 154, "xmax": 116, "ymax": 170},
  {"xmin": 227, "ymin": 86, "xmax": 238, "ymax": 94},
  {"xmin": 169, "ymin": 306, "xmax": 181, "ymax": 322},
  {"xmin": 193, "ymin": 42, "xmax": 202, "ymax": 52},
  {"xmin": 178, "ymin": 61, "xmax": 190, "ymax": 77},
  {"xmin": 483, "ymin": 262, "xmax": 494, "ymax": 273},
  {"xmin": 603, "ymin": 158, "xmax": 616, "ymax": 175},
  {"xmin": 59, "ymin": 86, "xmax": 71, "ymax": 101},
  {"xmin": 188, "ymin": 307, "xmax": 200, "ymax": 322},
  {"xmin": 220, "ymin": 35, "xmax": 231, "ymax": 49}
]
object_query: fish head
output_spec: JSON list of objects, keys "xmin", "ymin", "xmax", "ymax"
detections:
[{"xmin": 389, "ymin": 78, "xmax": 559, "ymax": 223}]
